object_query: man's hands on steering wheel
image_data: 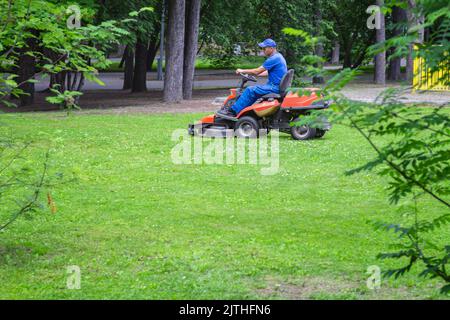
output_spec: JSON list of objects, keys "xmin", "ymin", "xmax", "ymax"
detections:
[{"xmin": 237, "ymin": 71, "xmax": 257, "ymax": 82}]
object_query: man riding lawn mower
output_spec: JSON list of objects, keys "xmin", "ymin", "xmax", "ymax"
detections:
[{"xmin": 188, "ymin": 39, "xmax": 331, "ymax": 140}]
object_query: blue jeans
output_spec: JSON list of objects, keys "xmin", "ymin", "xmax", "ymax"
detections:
[{"xmin": 231, "ymin": 84, "xmax": 279, "ymax": 114}]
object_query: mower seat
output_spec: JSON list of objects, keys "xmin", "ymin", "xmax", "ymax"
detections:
[
  {"xmin": 261, "ymin": 93, "xmax": 281, "ymax": 99},
  {"xmin": 260, "ymin": 69, "xmax": 295, "ymax": 102}
]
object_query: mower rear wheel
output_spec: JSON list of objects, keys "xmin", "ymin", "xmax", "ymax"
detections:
[
  {"xmin": 235, "ymin": 116, "xmax": 260, "ymax": 138},
  {"xmin": 291, "ymin": 124, "xmax": 317, "ymax": 140},
  {"xmin": 315, "ymin": 129, "xmax": 327, "ymax": 138}
]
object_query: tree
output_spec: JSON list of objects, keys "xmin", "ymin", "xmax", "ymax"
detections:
[
  {"xmin": 17, "ymin": 29, "xmax": 39, "ymax": 106},
  {"xmin": 331, "ymin": 41, "xmax": 340, "ymax": 65},
  {"xmin": 286, "ymin": 0, "xmax": 450, "ymax": 293},
  {"xmin": 0, "ymin": 1, "xmax": 128, "ymax": 111},
  {"xmin": 146, "ymin": 31, "xmax": 160, "ymax": 72},
  {"xmin": 324, "ymin": 0, "xmax": 374, "ymax": 69},
  {"xmin": 254, "ymin": 0, "xmax": 315, "ymax": 65},
  {"xmin": 163, "ymin": 0, "xmax": 185, "ymax": 103},
  {"xmin": 132, "ymin": 39, "xmax": 148, "ymax": 92},
  {"xmin": 199, "ymin": 0, "xmax": 317, "ymax": 67},
  {"xmin": 145, "ymin": 0, "xmax": 164, "ymax": 72},
  {"xmin": 123, "ymin": 45, "xmax": 134, "ymax": 90},
  {"xmin": 406, "ymin": 0, "xmax": 424, "ymax": 82},
  {"xmin": 128, "ymin": 3, "xmax": 158, "ymax": 92},
  {"xmin": 312, "ymin": 0, "xmax": 325, "ymax": 84},
  {"xmin": 99, "ymin": 0, "xmax": 158, "ymax": 91},
  {"xmin": 183, "ymin": 0, "xmax": 201, "ymax": 100},
  {"xmin": 374, "ymin": 0, "xmax": 386, "ymax": 85},
  {"xmin": 388, "ymin": 6, "xmax": 407, "ymax": 81}
]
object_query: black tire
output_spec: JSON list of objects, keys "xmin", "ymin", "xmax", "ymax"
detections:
[
  {"xmin": 291, "ymin": 124, "xmax": 317, "ymax": 140},
  {"xmin": 315, "ymin": 129, "xmax": 327, "ymax": 138},
  {"xmin": 235, "ymin": 116, "xmax": 260, "ymax": 138}
]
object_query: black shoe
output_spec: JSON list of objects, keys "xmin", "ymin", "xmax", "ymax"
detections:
[{"xmin": 215, "ymin": 108, "xmax": 237, "ymax": 121}]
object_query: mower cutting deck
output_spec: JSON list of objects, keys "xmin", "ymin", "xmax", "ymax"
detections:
[{"xmin": 188, "ymin": 70, "xmax": 331, "ymax": 140}]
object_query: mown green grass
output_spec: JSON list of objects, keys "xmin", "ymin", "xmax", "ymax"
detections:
[{"xmin": 0, "ymin": 111, "xmax": 448, "ymax": 299}]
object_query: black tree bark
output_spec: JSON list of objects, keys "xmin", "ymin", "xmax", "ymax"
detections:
[
  {"xmin": 164, "ymin": 0, "xmax": 185, "ymax": 103},
  {"xmin": 342, "ymin": 35, "xmax": 353, "ymax": 69},
  {"xmin": 17, "ymin": 30, "xmax": 39, "ymax": 106},
  {"xmin": 147, "ymin": 38, "xmax": 160, "ymax": 72},
  {"xmin": 388, "ymin": 6, "xmax": 407, "ymax": 81},
  {"xmin": 123, "ymin": 45, "xmax": 134, "ymax": 90},
  {"xmin": 183, "ymin": 0, "xmax": 201, "ymax": 100},
  {"xmin": 132, "ymin": 39, "xmax": 148, "ymax": 92},
  {"xmin": 374, "ymin": 0, "xmax": 386, "ymax": 85},
  {"xmin": 312, "ymin": 0, "xmax": 324, "ymax": 84},
  {"xmin": 146, "ymin": 21, "xmax": 161, "ymax": 72}
]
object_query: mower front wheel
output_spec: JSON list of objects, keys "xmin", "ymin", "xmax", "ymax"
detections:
[{"xmin": 235, "ymin": 116, "xmax": 260, "ymax": 138}]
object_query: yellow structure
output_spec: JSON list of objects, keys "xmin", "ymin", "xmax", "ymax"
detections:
[{"xmin": 413, "ymin": 51, "xmax": 449, "ymax": 91}]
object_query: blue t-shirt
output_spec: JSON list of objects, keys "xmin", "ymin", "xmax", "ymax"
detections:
[{"xmin": 262, "ymin": 52, "xmax": 288, "ymax": 87}]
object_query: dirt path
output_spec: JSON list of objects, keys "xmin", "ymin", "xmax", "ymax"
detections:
[
  {"xmin": 0, "ymin": 89, "xmax": 227, "ymax": 114},
  {"xmin": 1, "ymin": 82, "xmax": 449, "ymax": 115},
  {"xmin": 341, "ymin": 83, "xmax": 450, "ymax": 105}
]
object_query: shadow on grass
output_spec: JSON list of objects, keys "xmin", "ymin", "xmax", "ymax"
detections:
[{"xmin": 0, "ymin": 244, "xmax": 36, "ymax": 267}]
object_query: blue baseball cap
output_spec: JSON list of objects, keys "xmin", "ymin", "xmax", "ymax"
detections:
[{"xmin": 258, "ymin": 39, "xmax": 277, "ymax": 48}]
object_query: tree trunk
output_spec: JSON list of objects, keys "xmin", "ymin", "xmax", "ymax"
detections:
[
  {"xmin": 331, "ymin": 41, "xmax": 340, "ymax": 65},
  {"xmin": 388, "ymin": 6, "xmax": 407, "ymax": 81},
  {"xmin": 119, "ymin": 44, "xmax": 127, "ymax": 69},
  {"xmin": 183, "ymin": 0, "xmax": 201, "ymax": 100},
  {"xmin": 132, "ymin": 39, "xmax": 148, "ymax": 92},
  {"xmin": 406, "ymin": 0, "xmax": 424, "ymax": 82},
  {"xmin": 17, "ymin": 30, "xmax": 39, "ymax": 106},
  {"xmin": 147, "ymin": 39, "xmax": 160, "ymax": 72},
  {"xmin": 164, "ymin": 0, "xmax": 186, "ymax": 103},
  {"xmin": 374, "ymin": 0, "xmax": 386, "ymax": 85},
  {"xmin": 312, "ymin": 0, "xmax": 324, "ymax": 84},
  {"xmin": 343, "ymin": 40, "xmax": 352, "ymax": 69},
  {"xmin": 146, "ymin": 22, "xmax": 161, "ymax": 72},
  {"xmin": 123, "ymin": 45, "xmax": 134, "ymax": 90}
]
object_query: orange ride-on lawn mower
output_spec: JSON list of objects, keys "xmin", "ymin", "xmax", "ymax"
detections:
[{"xmin": 188, "ymin": 69, "xmax": 332, "ymax": 140}]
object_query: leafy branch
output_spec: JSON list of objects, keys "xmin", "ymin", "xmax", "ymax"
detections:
[{"xmin": 0, "ymin": 150, "xmax": 49, "ymax": 232}]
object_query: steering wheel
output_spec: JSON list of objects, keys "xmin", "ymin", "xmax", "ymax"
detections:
[{"xmin": 239, "ymin": 73, "xmax": 257, "ymax": 83}]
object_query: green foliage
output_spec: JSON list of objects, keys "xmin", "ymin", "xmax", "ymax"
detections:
[
  {"xmin": 0, "ymin": 0, "xmax": 130, "ymax": 110},
  {"xmin": 199, "ymin": 0, "xmax": 406, "ymax": 70},
  {"xmin": 202, "ymin": 46, "xmax": 239, "ymax": 69},
  {"xmin": 46, "ymin": 88, "xmax": 83, "ymax": 115},
  {"xmin": 99, "ymin": 0, "xmax": 159, "ymax": 45},
  {"xmin": 0, "ymin": 140, "xmax": 50, "ymax": 233},
  {"xmin": 282, "ymin": 27, "xmax": 333, "ymax": 84},
  {"xmin": 371, "ymin": 0, "xmax": 450, "ymax": 82},
  {"xmin": 322, "ymin": 0, "xmax": 375, "ymax": 68},
  {"xmin": 284, "ymin": 0, "xmax": 450, "ymax": 294},
  {"xmin": 200, "ymin": 0, "xmax": 316, "ymax": 66}
]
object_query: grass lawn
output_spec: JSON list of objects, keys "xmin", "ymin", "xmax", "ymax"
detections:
[
  {"xmin": 0, "ymin": 111, "xmax": 448, "ymax": 299},
  {"xmin": 101, "ymin": 56, "xmax": 266, "ymax": 72}
]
